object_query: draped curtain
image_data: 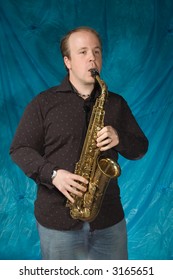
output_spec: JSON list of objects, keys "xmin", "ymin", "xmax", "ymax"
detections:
[{"xmin": 0, "ymin": 0, "xmax": 173, "ymax": 259}]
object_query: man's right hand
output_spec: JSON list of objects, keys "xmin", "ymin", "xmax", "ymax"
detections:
[{"xmin": 52, "ymin": 169, "xmax": 88, "ymax": 203}]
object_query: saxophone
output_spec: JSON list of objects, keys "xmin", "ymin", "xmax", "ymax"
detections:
[{"xmin": 66, "ymin": 69, "xmax": 121, "ymax": 222}]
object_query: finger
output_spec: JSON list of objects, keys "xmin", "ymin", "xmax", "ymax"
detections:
[
  {"xmin": 64, "ymin": 190, "xmax": 75, "ymax": 203},
  {"xmin": 100, "ymin": 144, "xmax": 112, "ymax": 151},
  {"xmin": 97, "ymin": 137, "xmax": 112, "ymax": 147},
  {"xmin": 68, "ymin": 185, "xmax": 84, "ymax": 197},
  {"xmin": 59, "ymin": 184, "xmax": 83, "ymax": 202},
  {"xmin": 97, "ymin": 133, "xmax": 107, "ymax": 143},
  {"xmin": 97, "ymin": 126, "xmax": 113, "ymax": 137},
  {"xmin": 67, "ymin": 178, "xmax": 87, "ymax": 192},
  {"xmin": 97, "ymin": 131, "xmax": 112, "ymax": 143},
  {"xmin": 71, "ymin": 174, "xmax": 88, "ymax": 185},
  {"xmin": 97, "ymin": 126, "xmax": 109, "ymax": 137}
]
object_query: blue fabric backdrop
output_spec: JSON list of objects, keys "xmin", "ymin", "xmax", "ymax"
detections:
[{"xmin": 0, "ymin": 0, "xmax": 173, "ymax": 260}]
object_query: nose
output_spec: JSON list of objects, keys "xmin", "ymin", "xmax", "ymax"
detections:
[{"xmin": 89, "ymin": 50, "xmax": 96, "ymax": 61}]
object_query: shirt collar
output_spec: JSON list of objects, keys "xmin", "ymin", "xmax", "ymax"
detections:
[{"xmin": 56, "ymin": 75, "xmax": 100, "ymax": 101}]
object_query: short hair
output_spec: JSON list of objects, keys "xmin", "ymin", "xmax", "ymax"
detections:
[{"xmin": 60, "ymin": 26, "xmax": 102, "ymax": 58}]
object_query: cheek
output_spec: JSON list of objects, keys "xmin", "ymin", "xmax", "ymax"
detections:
[
  {"xmin": 72, "ymin": 59, "xmax": 86, "ymax": 71},
  {"xmin": 97, "ymin": 58, "xmax": 102, "ymax": 69}
]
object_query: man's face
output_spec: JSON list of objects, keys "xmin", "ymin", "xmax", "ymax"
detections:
[{"xmin": 64, "ymin": 30, "xmax": 102, "ymax": 87}]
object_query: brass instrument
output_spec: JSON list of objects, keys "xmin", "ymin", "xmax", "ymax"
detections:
[{"xmin": 66, "ymin": 69, "xmax": 121, "ymax": 221}]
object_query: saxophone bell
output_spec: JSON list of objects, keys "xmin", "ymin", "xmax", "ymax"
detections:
[{"xmin": 69, "ymin": 156, "xmax": 121, "ymax": 222}]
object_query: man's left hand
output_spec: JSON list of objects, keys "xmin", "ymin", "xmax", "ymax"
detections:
[{"xmin": 97, "ymin": 126, "xmax": 119, "ymax": 151}]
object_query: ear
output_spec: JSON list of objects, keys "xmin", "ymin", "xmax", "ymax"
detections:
[{"xmin": 64, "ymin": 56, "xmax": 71, "ymax": 70}]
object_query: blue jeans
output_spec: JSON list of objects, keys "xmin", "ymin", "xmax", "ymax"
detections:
[{"xmin": 37, "ymin": 219, "xmax": 128, "ymax": 260}]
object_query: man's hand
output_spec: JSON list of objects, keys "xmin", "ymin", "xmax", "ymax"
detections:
[
  {"xmin": 52, "ymin": 169, "xmax": 88, "ymax": 203},
  {"xmin": 97, "ymin": 126, "xmax": 119, "ymax": 151}
]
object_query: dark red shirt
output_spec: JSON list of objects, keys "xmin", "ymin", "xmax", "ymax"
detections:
[{"xmin": 10, "ymin": 76, "xmax": 148, "ymax": 231}]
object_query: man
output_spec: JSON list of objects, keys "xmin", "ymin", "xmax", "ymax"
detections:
[{"xmin": 10, "ymin": 26, "xmax": 148, "ymax": 260}]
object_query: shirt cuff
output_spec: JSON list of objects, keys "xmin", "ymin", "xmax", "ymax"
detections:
[{"xmin": 39, "ymin": 162, "xmax": 59, "ymax": 189}]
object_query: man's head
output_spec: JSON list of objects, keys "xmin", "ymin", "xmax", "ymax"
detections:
[
  {"xmin": 60, "ymin": 27, "xmax": 102, "ymax": 89},
  {"xmin": 60, "ymin": 26, "xmax": 102, "ymax": 59}
]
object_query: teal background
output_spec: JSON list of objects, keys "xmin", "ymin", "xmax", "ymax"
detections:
[{"xmin": 0, "ymin": 0, "xmax": 173, "ymax": 259}]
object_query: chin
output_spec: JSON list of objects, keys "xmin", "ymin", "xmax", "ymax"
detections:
[{"xmin": 86, "ymin": 78, "xmax": 95, "ymax": 85}]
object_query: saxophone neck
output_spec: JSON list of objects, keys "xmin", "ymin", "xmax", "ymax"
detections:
[
  {"xmin": 90, "ymin": 68, "xmax": 108, "ymax": 98},
  {"xmin": 96, "ymin": 75, "xmax": 107, "ymax": 97}
]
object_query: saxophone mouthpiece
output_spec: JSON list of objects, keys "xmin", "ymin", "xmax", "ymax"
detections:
[{"xmin": 89, "ymin": 68, "xmax": 99, "ymax": 78}]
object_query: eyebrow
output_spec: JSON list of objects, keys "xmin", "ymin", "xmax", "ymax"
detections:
[{"xmin": 78, "ymin": 46, "xmax": 101, "ymax": 51}]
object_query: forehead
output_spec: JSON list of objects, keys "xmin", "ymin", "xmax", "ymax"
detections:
[{"xmin": 68, "ymin": 30, "xmax": 101, "ymax": 49}]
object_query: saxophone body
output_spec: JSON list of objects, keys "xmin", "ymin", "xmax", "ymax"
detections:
[{"xmin": 66, "ymin": 69, "xmax": 121, "ymax": 222}]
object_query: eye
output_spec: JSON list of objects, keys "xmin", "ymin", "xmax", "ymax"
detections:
[
  {"xmin": 94, "ymin": 49, "xmax": 101, "ymax": 55},
  {"xmin": 79, "ymin": 50, "xmax": 87, "ymax": 54}
]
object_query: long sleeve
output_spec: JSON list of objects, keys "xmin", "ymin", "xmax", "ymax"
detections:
[
  {"xmin": 9, "ymin": 97, "xmax": 58, "ymax": 189},
  {"xmin": 114, "ymin": 97, "xmax": 148, "ymax": 160}
]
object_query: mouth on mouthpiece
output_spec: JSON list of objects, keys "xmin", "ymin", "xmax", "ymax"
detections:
[{"xmin": 89, "ymin": 68, "xmax": 99, "ymax": 77}]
